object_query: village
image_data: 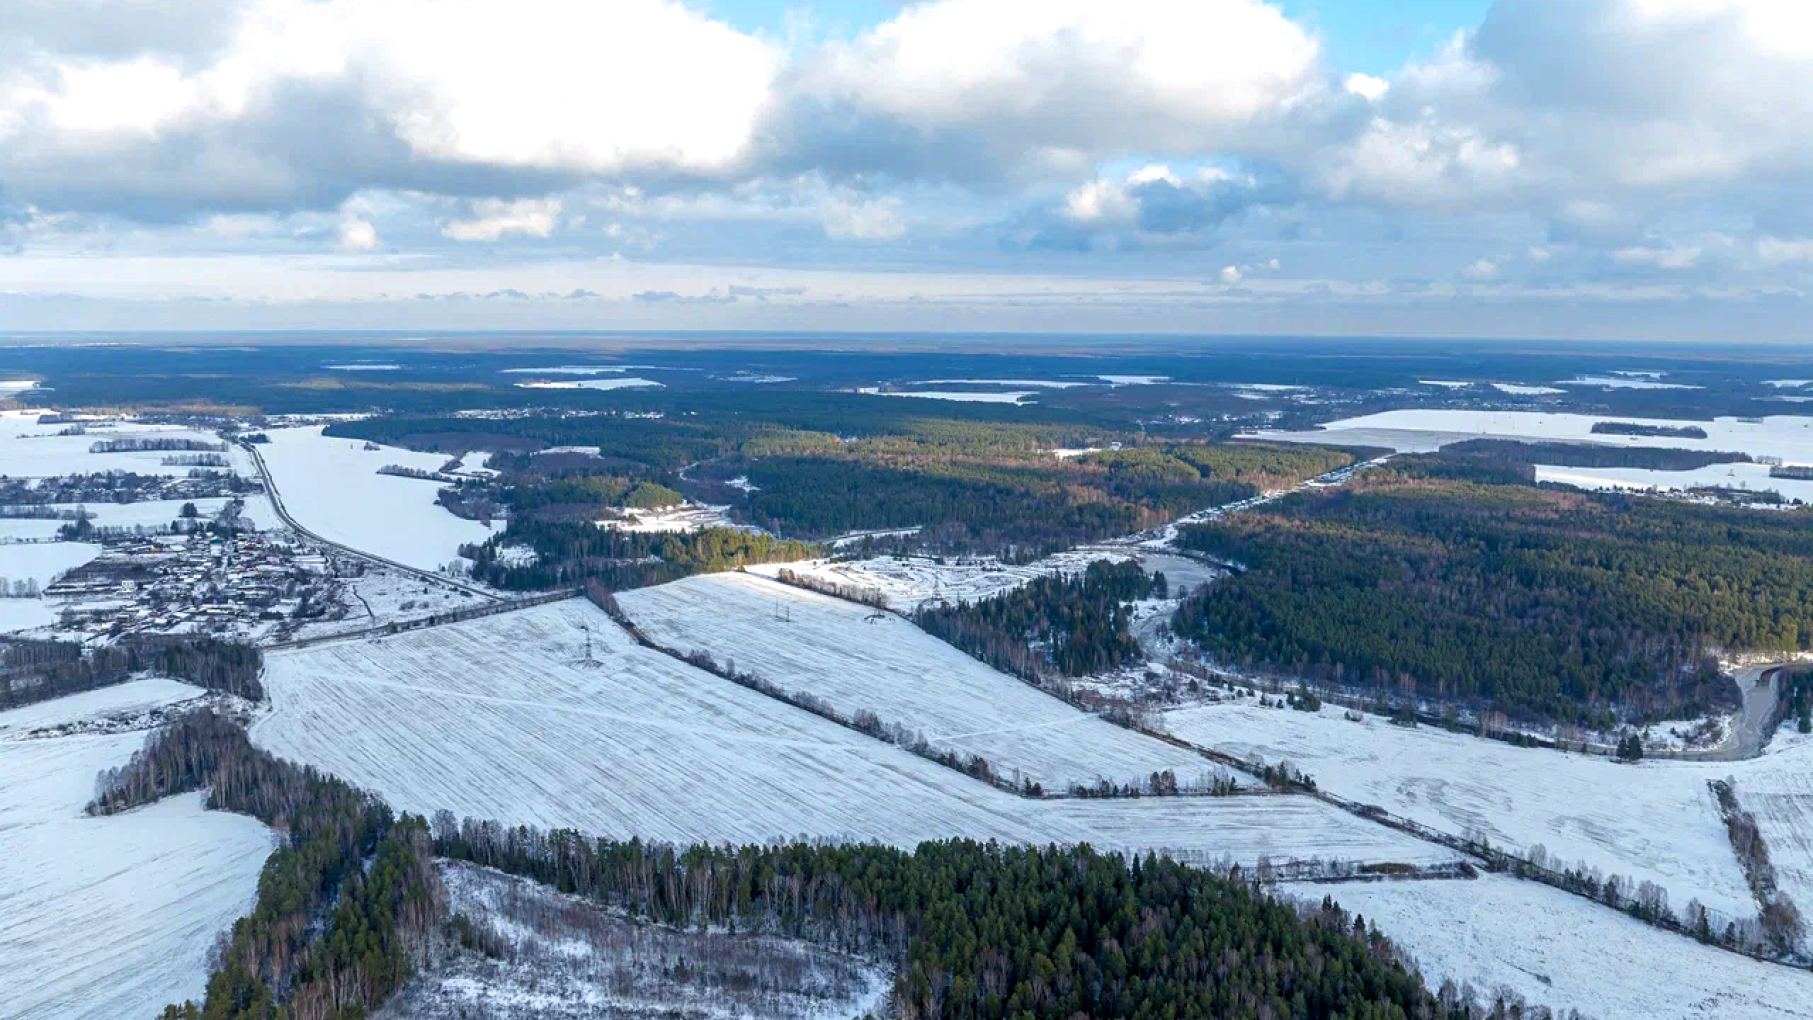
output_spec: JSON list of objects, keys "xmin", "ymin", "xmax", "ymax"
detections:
[{"xmin": 42, "ymin": 523, "xmax": 350, "ymax": 644}]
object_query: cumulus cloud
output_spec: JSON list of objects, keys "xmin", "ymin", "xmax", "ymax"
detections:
[
  {"xmin": 821, "ymin": 195, "xmax": 904, "ymax": 241},
  {"xmin": 0, "ymin": 0, "xmax": 782, "ymax": 219},
  {"xmin": 442, "ymin": 198, "xmax": 562, "ymax": 242},
  {"xmin": 777, "ymin": 0, "xmax": 1327, "ymax": 181},
  {"xmin": 337, "ymin": 218, "xmax": 378, "ymax": 251},
  {"xmin": 1014, "ymin": 164, "xmax": 1282, "ymax": 250}
]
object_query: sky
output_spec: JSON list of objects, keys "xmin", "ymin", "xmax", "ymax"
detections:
[{"xmin": 2, "ymin": 0, "xmax": 1812, "ymax": 340}]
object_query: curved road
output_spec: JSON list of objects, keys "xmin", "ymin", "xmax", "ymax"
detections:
[{"xmin": 239, "ymin": 440, "xmax": 503, "ymax": 603}]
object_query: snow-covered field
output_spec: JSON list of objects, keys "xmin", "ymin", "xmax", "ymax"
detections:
[
  {"xmin": 617, "ymin": 573, "xmax": 1207, "ymax": 791},
  {"xmin": 1254, "ymin": 409, "xmax": 1813, "ymax": 463},
  {"xmin": 1535, "ymin": 462, "xmax": 1813, "ymax": 503},
  {"xmin": 515, "ymin": 378, "xmax": 662, "ymax": 391},
  {"xmin": 1492, "ymin": 383, "xmax": 1565, "ymax": 395},
  {"xmin": 751, "ymin": 548, "xmax": 1133, "ymax": 613},
  {"xmin": 0, "ymin": 540, "xmax": 99, "ymax": 588},
  {"xmin": 252, "ymin": 600, "xmax": 1452, "ymax": 869},
  {"xmin": 377, "ymin": 862, "xmax": 890, "ymax": 1020},
  {"xmin": 1559, "ymin": 375, "xmax": 1701, "ymax": 390},
  {"xmin": 856, "ymin": 387, "xmax": 1033, "ymax": 404},
  {"xmin": 256, "ymin": 426, "xmax": 495, "ymax": 571},
  {"xmin": 1300, "ymin": 875, "xmax": 1809, "ymax": 1020},
  {"xmin": 1163, "ymin": 702, "xmax": 1754, "ymax": 916},
  {"xmin": 0, "ymin": 682, "xmax": 272, "ymax": 1020},
  {"xmin": 0, "ymin": 410, "xmax": 240, "ymax": 479}
]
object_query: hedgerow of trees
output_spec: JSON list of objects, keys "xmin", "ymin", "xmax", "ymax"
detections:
[{"xmin": 1170, "ymin": 458, "xmax": 1813, "ymax": 725}]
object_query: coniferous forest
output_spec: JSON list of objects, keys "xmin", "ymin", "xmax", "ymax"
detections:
[
  {"xmin": 916, "ymin": 559, "xmax": 1162, "ymax": 679},
  {"xmin": 1171, "ymin": 457, "xmax": 1813, "ymax": 725}
]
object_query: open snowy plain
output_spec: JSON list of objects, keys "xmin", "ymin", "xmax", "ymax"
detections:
[
  {"xmin": 256, "ymin": 425, "xmax": 495, "ymax": 571},
  {"xmin": 251, "ymin": 599, "xmax": 1453, "ymax": 870},
  {"xmin": 0, "ymin": 681, "xmax": 272, "ymax": 1020},
  {"xmin": 1302, "ymin": 875, "xmax": 1811, "ymax": 1020},
  {"xmin": 1253, "ymin": 409, "xmax": 1813, "ymax": 463},
  {"xmin": 617, "ymin": 572, "xmax": 1207, "ymax": 791},
  {"xmin": 1164, "ymin": 702, "xmax": 1754, "ymax": 916}
]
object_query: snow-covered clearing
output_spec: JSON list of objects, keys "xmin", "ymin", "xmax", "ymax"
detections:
[
  {"xmin": 378, "ymin": 862, "xmax": 890, "ymax": 1020},
  {"xmin": 252, "ymin": 600, "xmax": 1452, "ymax": 869},
  {"xmin": 1418, "ymin": 380, "xmax": 1473, "ymax": 389},
  {"xmin": 856, "ymin": 387, "xmax": 1032, "ymax": 404},
  {"xmin": 617, "ymin": 572, "xmax": 1207, "ymax": 791},
  {"xmin": 1491, "ymin": 383, "xmax": 1565, "ymax": 395},
  {"xmin": 1101, "ymin": 375, "xmax": 1168, "ymax": 385},
  {"xmin": 1300, "ymin": 875, "xmax": 1809, "ymax": 1020},
  {"xmin": 0, "ymin": 682, "xmax": 272, "ymax": 1020},
  {"xmin": 1699, "ymin": 732, "xmax": 1813, "ymax": 920},
  {"xmin": 515, "ymin": 378, "xmax": 663, "ymax": 391},
  {"xmin": 1766, "ymin": 380, "xmax": 1813, "ymax": 389},
  {"xmin": 0, "ymin": 379, "xmax": 39, "ymax": 396},
  {"xmin": 324, "ymin": 363, "xmax": 402, "ymax": 371},
  {"xmin": 1253, "ymin": 409, "xmax": 1813, "ymax": 463},
  {"xmin": 256, "ymin": 425, "xmax": 495, "ymax": 571},
  {"xmin": 602, "ymin": 502, "xmax": 740, "ymax": 534},
  {"xmin": 1560, "ymin": 375, "xmax": 1701, "ymax": 390},
  {"xmin": 1163, "ymin": 702, "xmax": 1754, "ymax": 916},
  {"xmin": 1536, "ymin": 462, "xmax": 1813, "ymax": 503},
  {"xmin": 751, "ymin": 548, "xmax": 1133, "ymax": 614}
]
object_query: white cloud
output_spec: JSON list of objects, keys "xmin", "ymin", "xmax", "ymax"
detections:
[
  {"xmin": 337, "ymin": 218, "xmax": 378, "ymax": 251},
  {"xmin": 442, "ymin": 197, "xmax": 562, "ymax": 242},
  {"xmin": 1462, "ymin": 259, "xmax": 1499, "ymax": 281},
  {"xmin": 1614, "ymin": 245, "xmax": 1701, "ymax": 270},
  {"xmin": 1759, "ymin": 236, "xmax": 1813, "ymax": 264},
  {"xmin": 795, "ymin": 0, "xmax": 1325, "ymax": 172},
  {"xmin": 1219, "ymin": 265, "xmax": 1243, "ymax": 285},
  {"xmin": 1343, "ymin": 72, "xmax": 1388, "ymax": 101},
  {"xmin": 821, "ymin": 195, "xmax": 904, "ymax": 241}
]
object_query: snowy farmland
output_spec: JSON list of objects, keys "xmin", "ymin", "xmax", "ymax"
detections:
[
  {"xmin": 1535, "ymin": 462, "xmax": 1813, "ymax": 503},
  {"xmin": 1163, "ymin": 702, "xmax": 1755, "ymax": 917},
  {"xmin": 252, "ymin": 600, "xmax": 1453, "ymax": 869},
  {"xmin": 616, "ymin": 572, "xmax": 1206, "ymax": 791},
  {"xmin": 256, "ymin": 425, "xmax": 495, "ymax": 571},
  {"xmin": 1300, "ymin": 875, "xmax": 1810, "ymax": 1020},
  {"xmin": 0, "ymin": 410, "xmax": 246, "ymax": 479},
  {"xmin": 1251, "ymin": 409, "xmax": 1813, "ymax": 464},
  {"xmin": 0, "ymin": 681, "xmax": 272, "ymax": 1020}
]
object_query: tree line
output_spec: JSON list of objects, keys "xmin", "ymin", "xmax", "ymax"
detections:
[{"xmin": 0, "ymin": 636, "xmax": 263, "ymax": 709}]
